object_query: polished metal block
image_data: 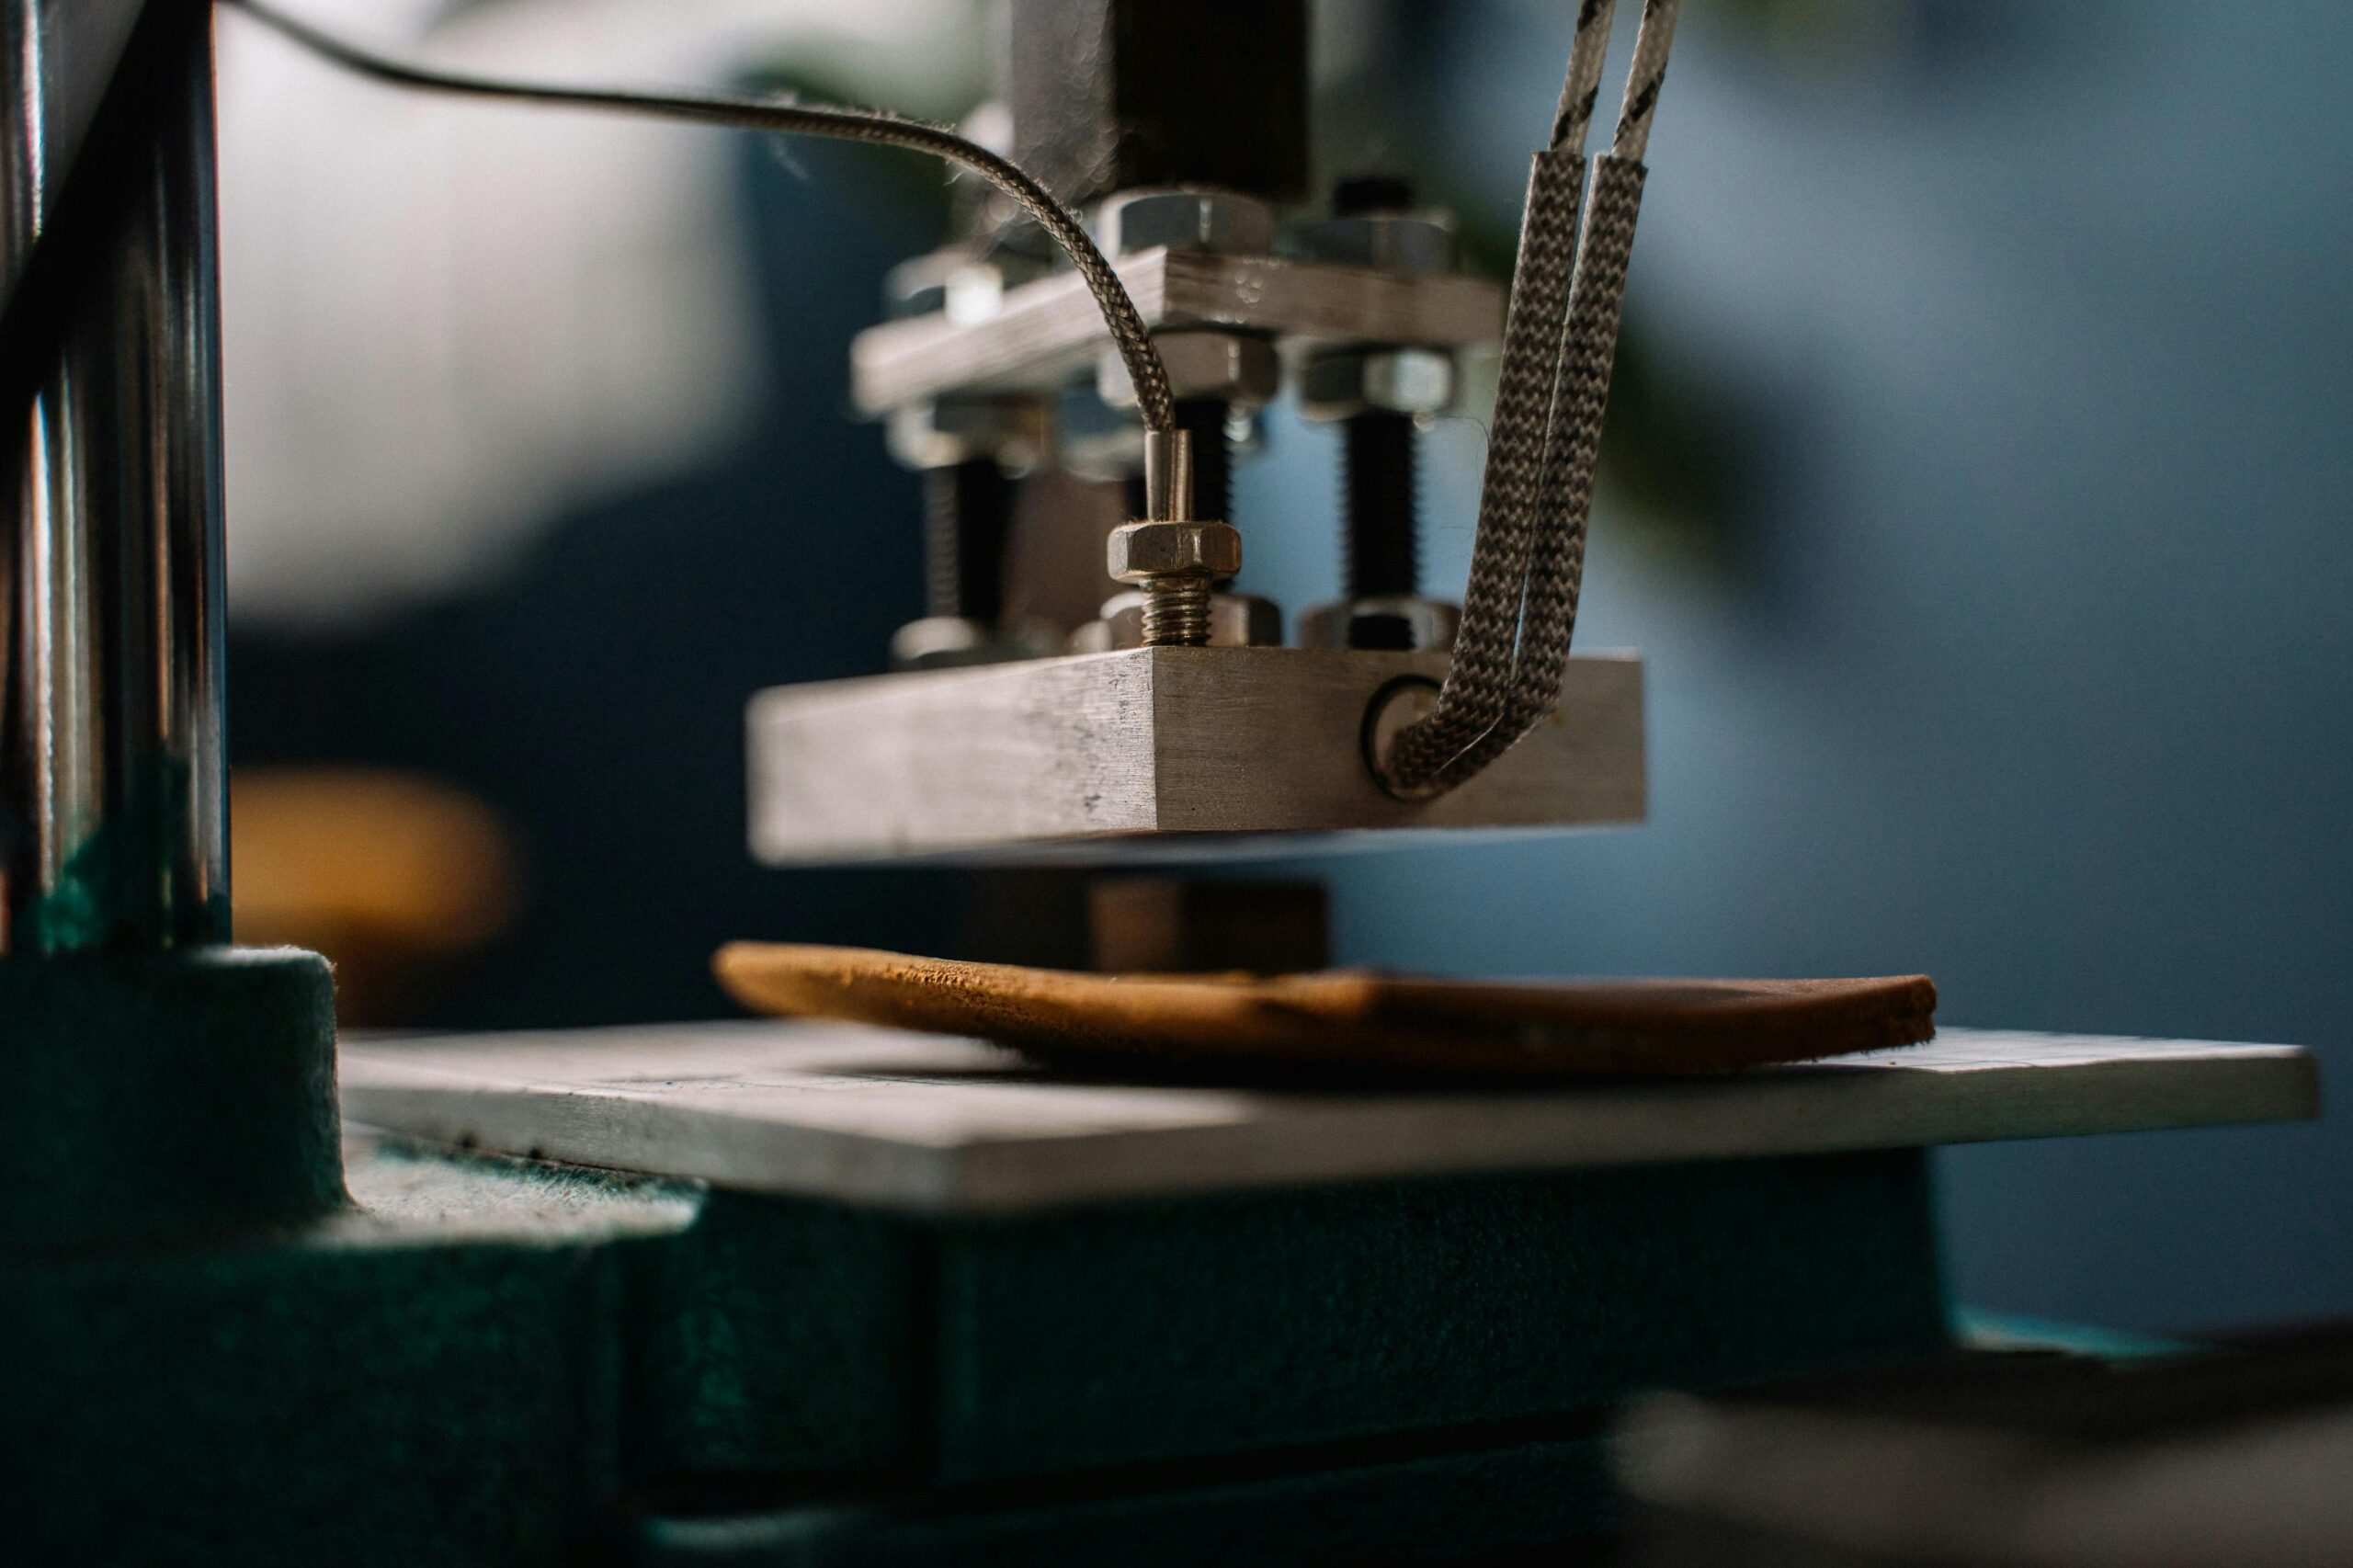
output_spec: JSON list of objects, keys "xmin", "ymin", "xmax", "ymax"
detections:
[{"xmin": 745, "ymin": 647, "xmax": 1643, "ymax": 864}]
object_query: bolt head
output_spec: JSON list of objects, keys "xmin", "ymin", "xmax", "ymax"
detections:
[
  {"xmin": 1095, "ymin": 188, "xmax": 1277, "ymax": 257},
  {"xmin": 1298, "ymin": 347, "xmax": 1457, "ymax": 422},
  {"xmin": 1098, "ymin": 331, "xmax": 1280, "ymax": 410},
  {"xmin": 1107, "ymin": 520, "xmax": 1243, "ymax": 583}
]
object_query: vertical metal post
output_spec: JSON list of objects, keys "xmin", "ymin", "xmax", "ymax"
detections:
[{"xmin": 0, "ymin": 0, "xmax": 229, "ymax": 955}]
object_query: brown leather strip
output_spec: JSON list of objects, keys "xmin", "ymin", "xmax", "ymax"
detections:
[{"xmin": 713, "ymin": 944, "xmax": 1936, "ymax": 1079}]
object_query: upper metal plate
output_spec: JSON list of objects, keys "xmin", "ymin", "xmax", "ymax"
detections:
[{"xmin": 850, "ymin": 247, "xmax": 1506, "ymax": 413}]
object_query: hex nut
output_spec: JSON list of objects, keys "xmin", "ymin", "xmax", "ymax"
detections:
[
  {"xmin": 882, "ymin": 250, "xmax": 960, "ymax": 319},
  {"xmin": 1297, "ymin": 347, "xmax": 1457, "ymax": 422},
  {"xmin": 1098, "ymin": 331, "xmax": 1281, "ymax": 410},
  {"xmin": 890, "ymin": 617, "xmax": 1063, "ymax": 670},
  {"xmin": 1290, "ymin": 210, "xmax": 1458, "ymax": 276},
  {"xmin": 1095, "ymin": 188, "xmax": 1277, "ymax": 257},
  {"xmin": 1107, "ymin": 521, "xmax": 1243, "ymax": 583},
  {"xmin": 1299, "ymin": 596, "xmax": 1461, "ymax": 653},
  {"xmin": 885, "ymin": 244, "xmax": 1048, "ymax": 327},
  {"xmin": 885, "ymin": 396, "xmax": 1045, "ymax": 471}
]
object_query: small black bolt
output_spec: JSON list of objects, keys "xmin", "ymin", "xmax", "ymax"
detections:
[
  {"xmin": 923, "ymin": 458, "xmax": 1015, "ymax": 620},
  {"xmin": 1331, "ymin": 176, "xmax": 1426, "ymax": 648},
  {"xmin": 1342, "ymin": 412, "xmax": 1419, "ymax": 604}
]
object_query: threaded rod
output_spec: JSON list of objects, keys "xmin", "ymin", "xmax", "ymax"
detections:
[
  {"xmin": 1342, "ymin": 412, "xmax": 1419, "ymax": 599},
  {"xmin": 1137, "ymin": 575, "xmax": 1212, "ymax": 646},
  {"xmin": 922, "ymin": 459, "xmax": 1014, "ymax": 620}
]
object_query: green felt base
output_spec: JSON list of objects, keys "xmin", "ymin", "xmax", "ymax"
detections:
[
  {"xmin": 0, "ymin": 1136, "xmax": 699, "ymax": 1566},
  {"xmin": 633, "ymin": 1429, "xmax": 1620, "ymax": 1567},
  {"xmin": 0, "ymin": 946, "xmax": 340, "ymax": 1251},
  {"xmin": 634, "ymin": 1148, "xmax": 1951, "ymax": 1490},
  {"xmin": 5, "ymin": 1128, "xmax": 1948, "ymax": 1563}
]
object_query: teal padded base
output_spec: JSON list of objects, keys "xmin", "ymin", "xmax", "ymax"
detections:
[
  {"xmin": 631, "ymin": 1147, "xmax": 1950, "ymax": 1489},
  {"xmin": 0, "ymin": 1133, "xmax": 699, "ymax": 1566},
  {"xmin": 634, "ymin": 1429, "xmax": 1620, "ymax": 1567},
  {"xmin": 0, "ymin": 946, "xmax": 340, "ymax": 1251},
  {"xmin": 5, "ymin": 1129, "xmax": 1946, "ymax": 1563}
]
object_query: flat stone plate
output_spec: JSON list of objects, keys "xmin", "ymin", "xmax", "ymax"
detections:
[{"xmin": 341, "ymin": 1023, "xmax": 2319, "ymax": 1214}]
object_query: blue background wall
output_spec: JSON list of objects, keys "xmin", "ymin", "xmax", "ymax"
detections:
[
  {"xmin": 230, "ymin": 0, "xmax": 2349, "ymax": 1335},
  {"xmin": 1232, "ymin": 0, "xmax": 2351, "ymax": 1332}
]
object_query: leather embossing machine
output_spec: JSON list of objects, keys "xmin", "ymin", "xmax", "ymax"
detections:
[{"xmin": 3, "ymin": 2, "xmax": 2320, "ymax": 1563}]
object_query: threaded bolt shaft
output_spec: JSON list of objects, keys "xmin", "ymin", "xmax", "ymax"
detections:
[
  {"xmin": 1137, "ymin": 575, "xmax": 1212, "ymax": 646},
  {"xmin": 922, "ymin": 458, "xmax": 1014, "ymax": 620},
  {"xmin": 1342, "ymin": 411, "xmax": 1419, "ymax": 600}
]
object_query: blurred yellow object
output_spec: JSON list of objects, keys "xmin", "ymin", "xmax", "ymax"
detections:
[{"xmin": 232, "ymin": 767, "xmax": 517, "ymax": 1024}]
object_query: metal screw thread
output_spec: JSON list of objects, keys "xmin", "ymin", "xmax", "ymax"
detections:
[
  {"xmin": 1138, "ymin": 575, "xmax": 1213, "ymax": 646},
  {"xmin": 1342, "ymin": 411, "xmax": 1419, "ymax": 598}
]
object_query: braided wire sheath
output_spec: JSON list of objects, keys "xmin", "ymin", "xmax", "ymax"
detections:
[
  {"xmin": 221, "ymin": 0, "xmax": 1176, "ymax": 435},
  {"xmin": 1379, "ymin": 147, "xmax": 1586, "ymax": 793},
  {"xmin": 1383, "ymin": 1, "xmax": 1682, "ymax": 799},
  {"xmin": 1428, "ymin": 155, "xmax": 1647, "ymax": 789},
  {"xmin": 1551, "ymin": 0, "xmax": 1621, "ymax": 153},
  {"xmin": 1612, "ymin": 0, "xmax": 1683, "ymax": 161}
]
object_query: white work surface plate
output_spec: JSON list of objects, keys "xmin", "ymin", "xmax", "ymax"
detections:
[{"xmin": 341, "ymin": 1022, "xmax": 2319, "ymax": 1214}]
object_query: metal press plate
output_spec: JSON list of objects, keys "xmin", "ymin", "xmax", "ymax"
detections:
[
  {"xmin": 343, "ymin": 1024, "xmax": 2322, "ymax": 1215},
  {"xmin": 744, "ymin": 647, "xmax": 1645, "ymax": 866}
]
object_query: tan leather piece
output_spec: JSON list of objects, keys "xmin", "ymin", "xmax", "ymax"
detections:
[{"xmin": 713, "ymin": 943, "xmax": 1938, "ymax": 1078}]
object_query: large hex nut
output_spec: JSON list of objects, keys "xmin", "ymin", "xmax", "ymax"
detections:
[
  {"xmin": 1095, "ymin": 188, "xmax": 1277, "ymax": 257},
  {"xmin": 1107, "ymin": 520, "xmax": 1243, "ymax": 584},
  {"xmin": 1290, "ymin": 210, "xmax": 1458, "ymax": 276},
  {"xmin": 1297, "ymin": 347, "xmax": 1457, "ymax": 422},
  {"xmin": 1098, "ymin": 331, "xmax": 1281, "ymax": 410}
]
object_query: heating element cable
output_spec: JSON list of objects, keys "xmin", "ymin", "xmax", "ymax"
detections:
[{"xmin": 1381, "ymin": 0, "xmax": 1681, "ymax": 797}]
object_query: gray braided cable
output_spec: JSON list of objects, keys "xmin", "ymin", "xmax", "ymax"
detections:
[
  {"xmin": 1381, "ymin": 0, "xmax": 1680, "ymax": 798},
  {"xmin": 1552, "ymin": 0, "xmax": 1621, "ymax": 153},
  {"xmin": 222, "ymin": 0, "xmax": 1177, "ymax": 435},
  {"xmin": 1379, "ymin": 145, "xmax": 1586, "ymax": 794},
  {"xmin": 1612, "ymin": 0, "xmax": 1682, "ymax": 161},
  {"xmin": 1431, "ymin": 155, "xmax": 1646, "ymax": 789}
]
